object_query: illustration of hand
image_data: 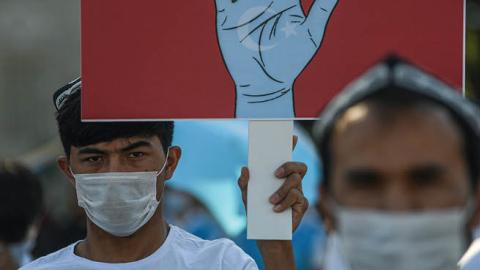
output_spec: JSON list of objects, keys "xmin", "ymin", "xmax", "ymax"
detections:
[{"xmin": 215, "ymin": 0, "xmax": 338, "ymax": 118}]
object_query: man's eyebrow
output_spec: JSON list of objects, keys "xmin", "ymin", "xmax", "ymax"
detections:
[
  {"xmin": 120, "ymin": 141, "xmax": 153, "ymax": 152},
  {"xmin": 345, "ymin": 168, "xmax": 381, "ymax": 180},
  {"xmin": 342, "ymin": 167, "xmax": 383, "ymax": 188},
  {"xmin": 78, "ymin": 147, "xmax": 107, "ymax": 155},
  {"xmin": 409, "ymin": 164, "xmax": 446, "ymax": 177}
]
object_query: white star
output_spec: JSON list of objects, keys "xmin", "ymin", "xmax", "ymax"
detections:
[{"xmin": 280, "ymin": 22, "xmax": 298, "ymax": 38}]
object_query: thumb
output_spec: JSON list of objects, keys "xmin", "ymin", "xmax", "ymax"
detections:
[
  {"xmin": 303, "ymin": 0, "xmax": 338, "ymax": 46},
  {"xmin": 214, "ymin": 0, "xmax": 228, "ymax": 12}
]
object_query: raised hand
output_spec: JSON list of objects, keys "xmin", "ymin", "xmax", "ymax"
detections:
[{"xmin": 215, "ymin": 0, "xmax": 338, "ymax": 118}]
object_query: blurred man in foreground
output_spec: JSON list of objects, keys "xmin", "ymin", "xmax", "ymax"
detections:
[
  {"xmin": 313, "ymin": 56, "xmax": 480, "ymax": 270},
  {"xmin": 0, "ymin": 160, "xmax": 43, "ymax": 270}
]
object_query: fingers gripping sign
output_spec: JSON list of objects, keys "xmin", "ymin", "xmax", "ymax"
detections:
[
  {"xmin": 271, "ymin": 161, "xmax": 308, "ymax": 231},
  {"xmin": 238, "ymin": 165, "xmax": 309, "ymax": 234},
  {"xmin": 239, "ymin": 132, "xmax": 309, "ymax": 238},
  {"xmin": 215, "ymin": 0, "xmax": 339, "ymax": 118}
]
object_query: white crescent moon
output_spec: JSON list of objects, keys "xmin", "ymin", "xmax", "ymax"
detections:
[{"xmin": 236, "ymin": 6, "xmax": 277, "ymax": 52}]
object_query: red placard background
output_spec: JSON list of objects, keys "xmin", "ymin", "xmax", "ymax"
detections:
[{"xmin": 81, "ymin": 0, "xmax": 464, "ymax": 120}]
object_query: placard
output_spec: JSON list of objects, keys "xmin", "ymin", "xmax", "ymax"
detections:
[{"xmin": 82, "ymin": 0, "xmax": 464, "ymax": 120}]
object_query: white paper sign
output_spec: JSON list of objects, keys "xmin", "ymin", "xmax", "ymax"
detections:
[{"xmin": 247, "ymin": 120, "xmax": 293, "ymax": 240}]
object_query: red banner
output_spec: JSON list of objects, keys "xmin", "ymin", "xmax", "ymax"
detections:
[{"xmin": 82, "ymin": 0, "xmax": 464, "ymax": 120}]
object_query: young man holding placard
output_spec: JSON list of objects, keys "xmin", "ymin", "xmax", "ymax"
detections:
[{"xmin": 20, "ymin": 80, "xmax": 309, "ymax": 270}]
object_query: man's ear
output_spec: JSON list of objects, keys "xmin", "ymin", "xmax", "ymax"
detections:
[
  {"xmin": 164, "ymin": 146, "xmax": 181, "ymax": 181},
  {"xmin": 317, "ymin": 183, "xmax": 336, "ymax": 234},
  {"xmin": 57, "ymin": 156, "xmax": 75, "ymax": 186}
]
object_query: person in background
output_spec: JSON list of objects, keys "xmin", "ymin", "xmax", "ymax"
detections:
[
  {"xmin": 0, "ymin": 160, "xmax": 43, "ymax": 270},
  {"xmin": 312, "ymin": 56, "xmax": 480, "ymax": 270},
  {"xmin": 163, "ymin": 187, "xmax": 226, "ymax": 240}
]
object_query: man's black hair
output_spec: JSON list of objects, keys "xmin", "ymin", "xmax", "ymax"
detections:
[
  {"xmin": 319, "ymin": 87, "xmax": 480, "ymax": 190},
  {"xmin": 0, "ymin": 161, "xmax": 43, "ymax": 243},
  {"xmin": 55, "ymin": 90, "xmax": 174, "ymax": 156}
]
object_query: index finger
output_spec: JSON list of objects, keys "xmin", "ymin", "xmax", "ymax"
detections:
[{"xmin": 275, "ymin": 162, "xmax": 308, "ymax": 178}]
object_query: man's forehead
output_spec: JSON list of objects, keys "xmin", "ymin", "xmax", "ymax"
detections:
[
  {"xmin": 333, "ymin": 103, "xmax": 370, "ymax": 134},
  {"xmin": 73, "ymin": 135, "xmax": 161, "ymax": 152},
  {"xmin": 331, "ymin": 103, "xmax": 465, "ymax": 166},
  {"xmin": 334, "ymin": 100, "xmax": 459, "ymax": 135}
]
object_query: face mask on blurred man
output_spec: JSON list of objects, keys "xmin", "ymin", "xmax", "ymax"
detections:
[{"xmin": 334, "ymin": 206, "xmax": 467, "ymax": 270}]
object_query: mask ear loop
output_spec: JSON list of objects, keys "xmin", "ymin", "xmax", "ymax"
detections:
[
  {"xmin": 155, "ymin": 148, "xmax": 171, "ymax": 177},
  {"xmin": 69, "ymin": 167, "xmax": 76, "ymax": 177},
  {"xmin": 154, "ymin": 148, "xmax": 171, "ymax": 204}
]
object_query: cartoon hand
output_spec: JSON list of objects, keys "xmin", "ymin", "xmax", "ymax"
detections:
[{"xmin": 215, "ymin": 0, "xmax": 338, "ymax": 118}]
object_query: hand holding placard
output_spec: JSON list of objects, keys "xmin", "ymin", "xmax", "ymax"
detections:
[
  {"xmin": 215, "ymin": 0, "xmax": 338, "ymax": 118},
  {"xmin": 239, "ymin": 122, "xmax": 309, "ymax": 241},
  {"xmin": 238, "ymin": 161, "xmax": 309, "ymax": 232}
]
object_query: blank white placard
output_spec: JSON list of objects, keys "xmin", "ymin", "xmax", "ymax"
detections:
[{"xmin": 247, "ymin": 120, "xmax": 293, "ymax": 240}]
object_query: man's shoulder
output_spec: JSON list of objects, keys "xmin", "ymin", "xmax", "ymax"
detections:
[
  {"xmin": 171, "ymin": 226, "xmax": 257, "ymax": 268},
  {"xmin": 459, "ymin": 238, "xmax": 480, "ymax": 270},
  {"xmin": 172, "ymin": 225, "xmax": 240, "ymax": 251},
  {"xmin": 20, "ymin": 242, "xmax": 77, "ymax": 270}
]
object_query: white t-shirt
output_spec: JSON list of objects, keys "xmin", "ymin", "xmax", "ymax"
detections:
[
  {"xmin": 20, "ymin": 225, "xmax": 258, "ymax": 270},
  {"xmin": 458, "ymin": 238, "xmax": 480, "ymax": 270}
]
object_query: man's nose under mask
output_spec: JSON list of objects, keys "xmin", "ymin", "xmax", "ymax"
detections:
[
  {"xmin": 323, "ymin": 206, "xmax": 468, "ymax": 270},
  {"xmin": 71, "ymin": 150, "xmax": 170, "ymax": 237}
]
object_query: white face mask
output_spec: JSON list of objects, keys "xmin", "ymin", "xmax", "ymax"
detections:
[
  {"xmin": 335, "ymin": 206, "xmax": 467, "ymax": 270},
  {"xmin": 71, "ymin": 150, "xmax": 169, "ymax": 237}
]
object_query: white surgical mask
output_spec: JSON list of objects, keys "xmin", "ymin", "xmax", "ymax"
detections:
[
  {"xmin": 335, "ymin": 206, "xmax": 467, "ymax": 270},
  {"xmin": 72, "ymin": 150, "xmax": 169, "ymax": 237}
]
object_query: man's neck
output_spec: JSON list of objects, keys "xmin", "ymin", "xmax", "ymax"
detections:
[{"xmin": 75, "ymin": 212, "xmax": 169, "ymax": 263}]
